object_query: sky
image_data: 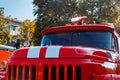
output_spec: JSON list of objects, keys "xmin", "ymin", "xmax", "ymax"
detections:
[{"xmin": 0, "ymin": 0, "xmax": 35, "ymax": 21}]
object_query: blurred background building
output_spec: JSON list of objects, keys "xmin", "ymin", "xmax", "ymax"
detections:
[{"xmin": 7, "ymin": 18, "xmax": 22, "ymax": 35}]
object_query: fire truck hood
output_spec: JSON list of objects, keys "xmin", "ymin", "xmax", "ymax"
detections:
[{"xmin": 11, "ymin": 46, "xmax": 113, "ymax": 61}]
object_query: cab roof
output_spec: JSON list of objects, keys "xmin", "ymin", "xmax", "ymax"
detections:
[{"xmin": 42, "ymin": 24, "xmax": 115, "ymax": 35}]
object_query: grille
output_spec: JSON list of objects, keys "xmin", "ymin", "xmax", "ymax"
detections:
[
  {"xmin": 8, "ymin": 65, "xmax": 36, "ymax": 80},
  {"xmin": 44, "ymin": 66, "xmax": 81, "ymax": 80}
]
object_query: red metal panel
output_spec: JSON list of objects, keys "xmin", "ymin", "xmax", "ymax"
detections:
[
  {"xmin": 11, "ymin": 66, "xmax": 13, "ymax": 80},
  {"xmin": 73, "ymin": 65, "xmax": 76, "ymax": 80},
  {"xmin": 64, "ymin": 66, "xmax": 68, "ymax": 80},
  {"xmin": 28, "ymin": 66, "xmax": 31, "ymax": 80},
  {"xmin": 22, "ymin": 65, "xmax": 25, "ymax": 80},
  {"xmin": 16, "ymin": 66, "xmax": 19, "ymax": 80},
  {"xmin": 41, "ymin": 25, "xmax": 114, "ymax": 35},
  {"xmin": 12, "ymin": 48, "xmax": 28, "ymax": 59},
  {"xmin": 56, "ymin": 66, "xmax": 59, "ymax": 80},
  {"xmin": 48, "ymin": 66, "xmax": 52, "ymax": 80},
  {"xmin": 39, "ymin": 47, "xmax": 47, "ymax": 58}
]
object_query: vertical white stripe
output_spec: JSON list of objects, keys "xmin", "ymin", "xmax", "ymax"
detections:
[
  {"xmin": 27, "ymin": 47, "xmax": 41, "ymax": 58},
  {"xmin": 46, "ymin": 46, "xmax": 62, "ymax": 58}
]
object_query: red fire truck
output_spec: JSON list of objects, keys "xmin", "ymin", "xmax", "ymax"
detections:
[
  {"xmin": 2, "ymin": 17, "xmax": 120, "ymax": 80},
  {"xmin": 0, "ymin": 45, "xmax": 15, "ymax": 79},
  {"xmin": 0, "ymin": 45, "xmax": 15, "ymax": 71}
]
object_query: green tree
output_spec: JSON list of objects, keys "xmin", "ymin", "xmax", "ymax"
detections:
[
  {"xmin": 77, "ymin": 0, "xmax": 119, "ymax": 23},
  {"xmin": 33, "ymin": 0, "xmax": 119, "ymax": 45},
  {"xmin": 33, "ymin": 0, "xmax": 79, "ymax": 45},
  {"xmin": 0, "ymin": 8, "xmax": 10, "ymax": 44},
  {"xmin": 114, "ymin": 7, "xmax": 120, "ymax": 34},
  {"xmin": 18, "ymin": 20, "xmax": 36, "ymax": 46}
]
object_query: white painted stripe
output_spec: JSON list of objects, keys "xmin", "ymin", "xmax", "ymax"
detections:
[
  {"xmin": 46, "ymin": 46, "xmax": 62, "ymax": 58},
  {"xmin": 27, "ymin": 47, "xmax": 41, "ymax": 58}
]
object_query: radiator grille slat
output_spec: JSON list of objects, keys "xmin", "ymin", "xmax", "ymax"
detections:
[
  {"xmin": 60, "ymin": 66, "xmax": 64, "ymax": 80},
  {"xmin": 8, "ymin": 65, "xmax": 36, "ymax": 80},
  {"xmin": 25, "ymin": 66, "xmax": 29, "ymax": 80},
  {"xmin": 31, "ymin": 66, "xmax": 36, "ymax": 80},
  {"xmin": 19, "ymin": 66, "xmax": 22, "ymax": 80},
  {"xmin": 8, "ymin": 66, "xmax": 11, "ymax": 80},
  {"xmin": 13, "ymin": 66, "xmax": 17, "ymax": 80},
  {"xmin": 52, "ymin": 66, "xmax": 56, "ymax": 80},
  {"xmin": 68, "ymin": 66, "xmax": 73, "ymax": 80},
  {"xmin": 76, "ymin": 66, "xmax": 81, "ymax": 80},
  {"xmin": 44, "ymin": 66, "xmax": 48, "ymax": 80},
  {"xmin": 44, "ymin": 66, "xmax": 81, "ymax": 80}
]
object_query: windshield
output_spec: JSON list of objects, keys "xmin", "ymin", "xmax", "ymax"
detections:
[{"xmin": 41, "ymin": 31, "xmax": 113, "ymax": 50}]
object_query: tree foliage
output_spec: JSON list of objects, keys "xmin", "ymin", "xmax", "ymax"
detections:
[
  {"xmin": 18, "ymin": 20, "xmax": 36, "ymax": 45},
  {"xmin": 115, "ymin": 7, "xmax": 120, "ymax": 34},
  {"xmin": 77, "ymin": 0, "xmax": 119, "ymax": 23},
  {"xmin": 33, "ymin": 0, "xmax": 80, "ymax": 45},
  {"xmin": 33, "ymin": 0, "xmax": 120, "ymax": 45},
  {"xmin": 0, "ymin": 8, "xmax": 10, "ymax": 44}
]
